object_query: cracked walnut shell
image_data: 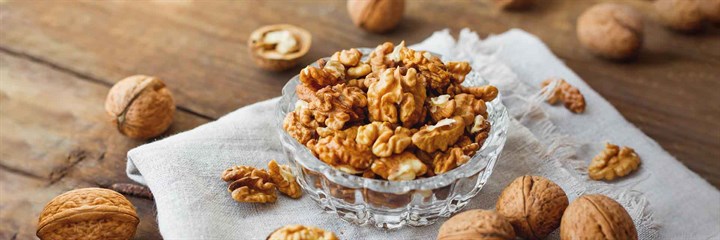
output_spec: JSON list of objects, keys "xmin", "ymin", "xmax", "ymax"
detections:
[
  {"xmin": 222, "ymin": 166, "xmax": 277, "ymax": 203},
  {"xmin": 268, "ymin": 160, "xmax": 303, "ymax": 199},
  {"xmin": 37, "ymin": 188, "xmax": 139, "ymax": 240},
  {"xmin": 588, "ymin": 143, "xmax": 641, "ymax": 181},
  {"xmin": 496, "ymin": 176, "xmax": 569, "ymax": 240},
  {"xmin": 437, "ymin": 209, "xmax": 516, "ymax": 240},
  {"xmin": 560, "ymin": 194, "xmax": 638, "ymax": 240},
  {"xmin": 267, "ymin": 224, "xmax": 338, "ymax": 240},
  {"xmin": 105, "ymin": 75, "xmax": 175, "ymax": 139},
  {"xmin": 371, "ymin": 151, "xmax": 427, "ymax": 181},
  {"xmin": 249, "ymin": 24, "xmax": 311, "ymax": 71}
]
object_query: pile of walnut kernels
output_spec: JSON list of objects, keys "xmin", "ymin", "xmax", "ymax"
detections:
[{"xmin": 283, "ymin": 41, "xmax": 499, "ymax": 181}]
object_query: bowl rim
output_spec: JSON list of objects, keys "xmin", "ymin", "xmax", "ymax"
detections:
[{"xmin": 275, "ymin": 48, "xmax": 509, "ymax": 193}]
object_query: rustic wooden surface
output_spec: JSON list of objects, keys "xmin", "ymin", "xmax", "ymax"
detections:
[{"xmin": 0, "ymin": 0, "xmax": 718, "ymax": 239}]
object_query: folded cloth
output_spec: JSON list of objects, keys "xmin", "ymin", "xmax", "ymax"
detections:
[{"xmin": 128, "ymin": 29, "xmax": 719, "ymax": 240}]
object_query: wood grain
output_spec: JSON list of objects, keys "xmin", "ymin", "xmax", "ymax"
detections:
[{"xmin": 0, "ymin": 0, "xmax": 718, "ymax": 239}]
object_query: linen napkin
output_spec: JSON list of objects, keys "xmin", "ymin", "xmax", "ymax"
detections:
[{"xmin": 127, "ymin": 29, "xmax": 720, "ymax": 239}]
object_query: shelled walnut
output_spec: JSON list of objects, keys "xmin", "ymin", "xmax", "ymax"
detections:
[
  {"xmin": 248, "ymin": 24, "xmax": 311, "ymax": 71},
  {"xmin": 496, "ymin": 176, "xmax": 569, "ymax": 239},
  {"xmin": 222, "ymin": 166, "xmax": 277, "ymax": 203},
  {"xmin": 588, "ymin": 143, "xmax": 641, "ymax": 181},
  {"xmin": 267, "ymin": 224, "xmax": 338, "ymax": 240},
  {"xmin": 541, "ymin": 78, "xmax": 586, "ymax": 113},
  {"xmin": 284, "ymin": 41, "xmax": 498, "ymax": 181},
  {"xmin": 268, "ymin": 160, "xmax": 303, "ymax": 199}
]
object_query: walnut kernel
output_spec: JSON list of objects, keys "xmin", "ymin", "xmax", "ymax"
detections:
[
  {"xmin": 588, "ymin": 143, "xmax": 641, "ymax": 181},
  {"xmin": 268, "ymin": 160, "xmax": 303, "ymax": 199},
  {"xmin": 371, "ymin": 151, "xmax": 427, "ymax": 181},
  {"xmin": 267, "ymin": 224, "xmax": 338, "ymax": 240},
  {"xmin": 222, "ymin": 166, "xmax": 277, "ymax": 203},
  {"xmin": 541, "ymin": 78, "xmax": 586, "ymax": 113}
]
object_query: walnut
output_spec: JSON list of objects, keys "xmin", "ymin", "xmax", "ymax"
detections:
[
  {"xmin": 461, "ymin": 85, "xmax": 499, "ymax": 102},
  {"xmin": 37, "ymin": 188, "xmax": 139, "ymax": 240},
  {"xmin": 471, "ymin": 115, "xmax": 491, "ymax": 146},
  {"xmin": 357, "ymin": 122, "xmax": 413, "ymax": 157},
  {"xmin": 496, "ymin": 176, "xmax": 569, "ymax": 240},
  {"xmin": 330, "ymin": 48, "xmax": 362, "ymax": 67},
  {"xmin": 577, "ymin": 3, "xmax": 644, "ymax": 60},
  {"xmin": 367, "ymin": 67, "xmax": 427, "ymax": 127},
  {"xmin": 433, "ymin": 147, "xmax": 467, "ymax": 174},
  {"xmin": 221, "ymin": 166, "xmax": 277, "ymax": 203},
  {"xmin": 428, "ymin": 94, "xmax": 455, "ymax": 122},
  {"xmin": 541, "ymin": 78, "xmax": 586, "ymax": 113},
  {"xmin": 452, "ymin": 93, "xmax": 488, "ymax": 126},
  {"xmin": 437, "ymin": 209, "xmax": 516, "ymax": 240},
  {"xmin": 422, "ymin": 59, "xmax": 452, "ymax": 92},
  {"xmin": 347, "ymin": 63, "xmax": 372, "ymax": 79},
  {"xmin": 267, "ymin": 160, "xmax": 303, "ymax": 199},
  {"xmin": 307, "ymin": 84, "xmax": 367, "ymax": 130},
  {"xmin": 283, "ymin": 111, "xmax": 317, "ymax": 145},
  {"xmin": 368, "ymin": 42, "xmax": 397, "ymax": 72},
  {"xmin": 412, "ymin": 116, "xmax": 466, "ymax": 153},
  {"xmin": 445, "ymin": 61, "xmax": 472, "ymax": 84},
  {"xmin": 701, "ymin": 0, "xmax": 720, "ymax": 24},
  {"xmin": 299, "ymin": 59, "xmax": 345, "ymax": 90},
  {"xmin": 248, "ymin": 24, "xmax": 311, "ymax": 71},
  {"xmin": 371, "ymin": 151, "xmax": 427, "ymax": 181},
  {"xmin": 347, "ymin": 0, "xmax": 405, "ymax": 33},
  {"xmin": 655, "ymin": 0, "xmax": 705, "ymax": 32},
  {"xmin": 267, "ymin": 224, "xmax": 339, "ymax": 240},
  {"xmin": 560, "ymin": 194, "xmax": 638, "ymax": 240},
  {"xmin": 105, "ymin": 75, "xmax": 175, "ymax": 139},
  {"xmin": 588, "ymin": 143, "xmax": 641, "ymax": 181},
  {"xmin": 307, "ymin": 127, "xmax": 375, "ymax": 174}
]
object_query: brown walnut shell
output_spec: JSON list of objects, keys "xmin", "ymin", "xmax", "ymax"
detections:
[
  {"xmin": 347, "ymin": 0, "xmax": 405, "ymax": 33},
  {"xmin": 493, "ymin": 0, "xmax": 534, "ymax": 10},
  {"xmin": 37, "ymin": 188, "xmax": 139, "ymax": 240},
  {"xmin": 105, "ymin": 75, "xmax": 175, "ymax": 139},
  {"xmin": 560, "ymin": 194, "xmax": 638, "ymax": 240},
  {"xmin": 437, "ymin": 209, "xmax": 516, "ymax": 240},
  {"xmin": 577, "ymin": 3, "xmax": 644, "ymax": 60},
  {"xmin": 496, "ymin": 175, "xmax": 568, "ymax": 240},
  {"xmin": 248, "ymin": 24, "xmax": 312, "ymax": 71}
]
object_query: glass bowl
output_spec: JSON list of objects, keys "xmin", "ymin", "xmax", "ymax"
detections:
[{"xmin": 275, "ymin": 49, "xmax": 509, "ymax": 230}]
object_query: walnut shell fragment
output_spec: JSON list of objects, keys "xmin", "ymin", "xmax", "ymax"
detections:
[
  {"xmin": 437, "ymin": 209, "xmax": 516, "ymax": 240},
  {"xmin": 249, "ymin": 24, "xmax": 312, "ymax": 71},
  {"xmin": 267, "ymin": 224, "xmax": 339, "ymax": 240},
  {"xmin": 105, "ymin": 75, "xmax": 175, "ymax": 139},
  {"xmin": 560, "ymin": 194, "xmax": 638, "ymax": 240},
  {"xmin": 37, "ymin": 188, "xmax": 139, "ymax": 240},
  {"xmin": 496, "ymin": 175, "xmax": 569, "ymax": 240}
]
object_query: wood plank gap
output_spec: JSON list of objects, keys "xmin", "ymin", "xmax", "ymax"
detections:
[
  {"xmin": 0, "ymin": 161, "xmax": 46, "ymax": 181},
  {"xmin": 0, "ymin": 45, "xmax": 216, "ymax": 121}
]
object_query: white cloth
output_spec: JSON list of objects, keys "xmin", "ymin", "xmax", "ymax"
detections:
[{"xmin": 127, "ymin": 29, "xmax": 720, "ymax": 240}]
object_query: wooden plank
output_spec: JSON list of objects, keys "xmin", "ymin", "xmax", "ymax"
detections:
[{"xmin": 0, "ymin": 51, "xmax": 208, "ymax": 239}]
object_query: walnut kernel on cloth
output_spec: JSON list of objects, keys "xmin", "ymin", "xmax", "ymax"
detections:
[
  {"xmin": 267, "ymin": 224, "xmax": 339, "ymax": 240},
  {"xmin": 371, "ymin": 151, "xmax": 427, "ymax": 181},
  {"xmin": 541, "ymin": 78, "xmax": 586, "ymax": 113},
  {"xmin": 268, "ymin": 160, "xmax": 303, "ymax": 199},
  {"xmin": 589, "ymin": 143, "xmax": 641, "ymax": 181},
  {"xmin": 221, "ymin": 166, "xmax": 277, "ymax": 203}
]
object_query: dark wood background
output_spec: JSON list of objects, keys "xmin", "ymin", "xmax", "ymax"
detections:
[{"xmin": 1, "ymin": 0, "xmax": 718, "ymax": 239}]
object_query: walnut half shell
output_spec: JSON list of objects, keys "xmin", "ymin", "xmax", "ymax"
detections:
[
  {"xmin": 37, "ymin": 188, "xmax": 139, "ymax": 240},
  {"xmin": 249, "ymin": 24, "xmax": 312, "ymax": 71}
]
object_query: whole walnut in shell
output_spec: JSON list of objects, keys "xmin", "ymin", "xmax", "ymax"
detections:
[
  {"xmin": 347, "ymin": 0, "xmax": 405, "ymax": 33},
  {"xmin": 37, "ymin": 188, "xmax": 139, "ymax": 240},
  {"xmin": 560, "ymin": 194, "xmax": 638, "ymax": 240},
  {"xmin": 577, "ymin": 3, "xmax": 644, "ymax": 60},
  {"xmin": 654, "ymin": 0, "xmax": 705, "ymax": 32},
  {"xmin": 105, "ymin": 75, "xmax": 175, "ymax": 139},
  {"xmin": 496, "ymin": 175, "xmax": 568, "ymax": 240},
  {"xmin": 437, "ymin": 209, "xmax": 516, "ymax": 240},
  {"xmin": 700, "ymin": 0, "xmax": 720, "ymax": 24}
]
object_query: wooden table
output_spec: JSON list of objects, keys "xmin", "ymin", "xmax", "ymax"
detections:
[{"xmin": 1, "ymin": 0, "xmax": 717, "ymax": 239}]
